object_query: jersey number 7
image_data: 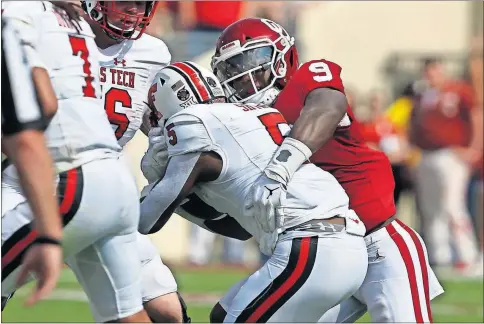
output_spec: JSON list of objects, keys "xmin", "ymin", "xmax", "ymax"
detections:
[{"xmin": 69, "ymin": 36, "xmax": 96, "ymax": 98}]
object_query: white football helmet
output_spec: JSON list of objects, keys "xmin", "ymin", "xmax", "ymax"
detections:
[{"xmin": 148, "ymin": 61, "xmax": 227, "ymax": 126}]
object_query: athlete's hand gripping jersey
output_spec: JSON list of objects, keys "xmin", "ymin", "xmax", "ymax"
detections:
[
  {"xmin": 274, "ymin": 59, "xmax": 396, "ymax": 231},
  {"xmin": 97, "ymin": 34, "xmax": 171, "ymax": 146},
  {"xmin": 158, "ymin": 103, "xmax": 363, "ymax": 243},
  {"xmin": 2, "ymin": 2, "xmax": 121, "ymax": 173}
]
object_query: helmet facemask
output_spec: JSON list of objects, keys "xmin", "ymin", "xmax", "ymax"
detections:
[
  {"xmin": 212, "ymin": 34, "xmax": 294, "ymax": 105},
  {"xmin": 82, "ymin": 1, "xmax": 156, "ymax": 41}
]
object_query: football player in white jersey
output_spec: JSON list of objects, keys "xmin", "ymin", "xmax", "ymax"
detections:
[
  {"xmin": 139, "ymin": 61, "xmax": 368, "ymax": 322},
  {"xmin": 1, "ymin": 2, "xmax": 151, "ymax": 322},
  {"xmin": 79, "ymin": 2, "xmax": 186, "ymax": 322}
]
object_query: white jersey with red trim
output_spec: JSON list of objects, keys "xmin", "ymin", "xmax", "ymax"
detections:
[
  {"xmin": 2, "ymin": 1, "xmax": 121, "ymax": 173},
  {"xmin": 98, "ymin": 34, "xmax": 171, "ymax": 147},
  {"xmin": 164, "ymin": 102, "xmax": 354, "ymax": 243}
]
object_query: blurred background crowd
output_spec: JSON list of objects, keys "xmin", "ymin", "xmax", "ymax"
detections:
[{"xmin": 123, "ymin": 1, "xmax": 483, "ymax": 277}]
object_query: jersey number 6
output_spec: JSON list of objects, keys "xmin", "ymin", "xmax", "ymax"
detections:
[{"xmin": 104, "ymin": 88, "xmax": 133, "ymax": 140}]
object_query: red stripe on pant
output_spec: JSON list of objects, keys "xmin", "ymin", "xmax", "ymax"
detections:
[
  {"xmin": 1, "ymin": 169, "xmax": 78, "ymax": 270},
  {"xmin": 246, "ymin": 237, "xmax": 311, "ymax": 323},
  {"xmin": 387, "ymin": 222, "xmax": 424, "ymax": 323},
  {"xmin": 1, "ymin": 231, "xmax": 37, "ymax": 271},
  {"xmin": 59, "ymin": 168, "xmax": 78, "ymax": 214},
  {"xmin": 396, "ymin": 219, "xmax": 433, "ymax": 322}
]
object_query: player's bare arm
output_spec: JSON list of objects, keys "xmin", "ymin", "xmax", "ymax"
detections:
[
  {"xmin": 32, "ymin": 67, "xmax": 57, "ymax": 119},
  {"xmin": 139, "ymin": 152, "xmax": 222, "ymax": 235},
  {"xmin": 1, "ymin": 7, "xmax": 62, "ymax": 248},
  {"xmin": 12, "ymin": 132, "xmax": 63, "ymax": 307},
  {"xmin": 288, "ymin": 87, "xmax": 348, "ymax": 152},
  {"xmin": 3, "ymin": 132, "xmax": 61, "ymax": 240}
]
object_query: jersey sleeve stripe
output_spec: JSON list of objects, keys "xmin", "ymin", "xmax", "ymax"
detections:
[{"xmin": 171, "ymin": 62, "xmax": 211, "ymax": 102}]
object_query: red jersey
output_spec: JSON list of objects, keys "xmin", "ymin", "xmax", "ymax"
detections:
[
  {"xmin": 273, "ymin": 59, "xmax": 396, "ymax": 231},
  {"xmin": 410, "ymin": 80, "xmax": 475, "ymax": 150}
]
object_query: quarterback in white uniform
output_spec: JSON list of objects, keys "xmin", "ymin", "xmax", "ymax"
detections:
[
  {"xmin": 80, "ymin": 1, "xmax": 185, "ymax": 322},
  {"xmin": 2, "ymin": 1, "xmax": 182, "ymax": 322},
  {"xmin": 139, "ymin": 61, "xmax": 369, "ymax": 322},
  {"xmin": 1, "ymin": 2, "xmax": 151, "ymax": 322}
]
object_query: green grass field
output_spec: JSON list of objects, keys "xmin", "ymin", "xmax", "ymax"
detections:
[{"xmin": 2, "ymin": 267, "xmax": 483, "ymax": 323}]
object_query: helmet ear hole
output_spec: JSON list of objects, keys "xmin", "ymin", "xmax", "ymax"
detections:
[
  {"xmin": 91, "ymin": 9, "xmax": 102, "ymax": 20},
  {"xmin": 278, "ymin": 66, "xmax": 286, "ymax": 76}
]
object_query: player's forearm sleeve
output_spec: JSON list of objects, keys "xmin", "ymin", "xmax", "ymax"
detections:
[{"xmin": 139, "ymin": 152, "xmax": 201, "ymax": 234}]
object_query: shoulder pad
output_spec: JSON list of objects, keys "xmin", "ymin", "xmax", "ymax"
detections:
[
  {"xmin": 2, "ymin": 2, "xmax": 43, "ymax": 23},
  {"xmin": 164, "ymin": 112, "xmax": 214, "ymax": 156},
  {"xmin": 294, "ymin": 59, "xmax": 345, "ymax": 99},
  {"xmin": 2, "ymin": 2, "xmax": 46, "ymax": 69},
  {"xmin": 133, "ymin": 34, "xmax": 171, "ymax": 66}
]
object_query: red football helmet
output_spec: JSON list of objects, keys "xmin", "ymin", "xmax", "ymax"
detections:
[
  {"xmin": 211, "ymin": 18, "xmax": 299, "ymax": 104},
  {"xmin": 81, "ymin": 1, "xmax": 158, "ymax": 40}
]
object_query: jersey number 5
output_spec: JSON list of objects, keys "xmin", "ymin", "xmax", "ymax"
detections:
[
  {"xmin": 165, "ymin": 123, "xmax": 177, "ymax": 145},
  {"xmin": 69, "ymin": 36, "xmax": 96, "ymax": 98},
  {"xmin": 309, "ymin": 61, "xmax": 333, "ymax": 83},
  {"xmin": 258, "ymin": 112, "xmax": 288, "ymax": 145},
  {"xmin": 104, "ymin": 88, "xmax": 133, "ymax": 140}
]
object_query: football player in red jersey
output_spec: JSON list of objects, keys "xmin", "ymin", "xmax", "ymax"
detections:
[{"xmin": 210, "ymin": 18, "xmax": 443, "ymax": 323}]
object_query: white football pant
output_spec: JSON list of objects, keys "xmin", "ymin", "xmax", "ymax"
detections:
[
  {"xmin": 319, "ymin": 219, "xmax": 444, "ymax": 323},
  {"xmin": 220, "ymin": 231, "xmax": 368, "ymax": 322},
  {"xmin": 2, "ymin": 158, "xmax": 161, "ymax": 322}
]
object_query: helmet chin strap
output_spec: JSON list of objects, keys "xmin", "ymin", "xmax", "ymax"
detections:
[
  {"xmin": 105, "ymin": 21, "xmax": 135, "ymax": 39},
  {"xmin": 107, "ymin": 22, "xmax": 135, "ymax": 32}
]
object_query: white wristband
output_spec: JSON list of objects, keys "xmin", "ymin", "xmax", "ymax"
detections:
[{"xmin": 264, "ymin": 137, "xmax": 313, "ymax": 185}]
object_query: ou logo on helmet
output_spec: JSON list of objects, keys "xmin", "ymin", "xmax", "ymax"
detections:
[{"xmin": 261, "ymin": 18, "xmax": 290, "ymax": 38}]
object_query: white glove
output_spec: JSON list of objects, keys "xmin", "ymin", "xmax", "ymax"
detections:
[
  {"xmin": 141, "ymin": 127, "xmax": 169, "ymax": 184},
  {"xmin": 246, "ymin": 174, "xmax": 287, "ymax": 233}
]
